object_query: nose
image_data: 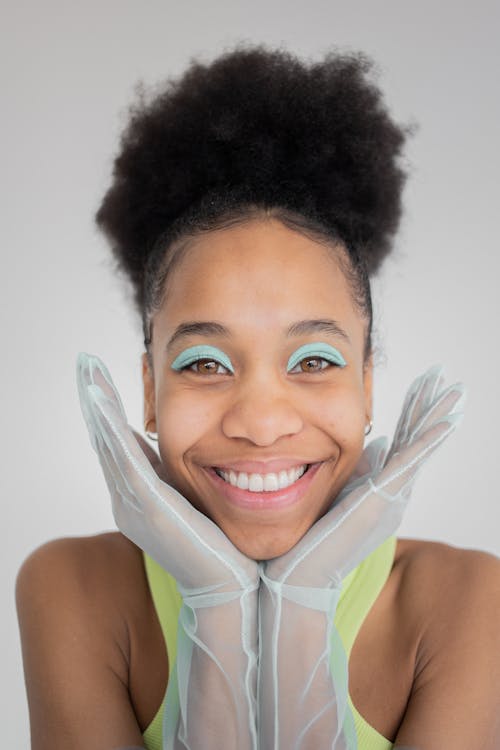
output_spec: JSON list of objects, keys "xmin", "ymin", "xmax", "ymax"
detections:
[{"xmin": 221, "ymin": 378, "xmax": 304, "ymax": 446}]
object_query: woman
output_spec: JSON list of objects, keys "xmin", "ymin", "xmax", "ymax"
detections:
[{"xmin": 16, "ymin": 46, "xmax": 500, "ymax": 749}]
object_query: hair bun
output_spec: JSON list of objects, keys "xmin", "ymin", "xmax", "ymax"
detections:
[{"xmin": 97, "ymin": 44, "xmax": 410, "ymax": 310}]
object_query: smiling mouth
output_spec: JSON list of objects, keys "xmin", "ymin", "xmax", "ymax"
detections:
[{"xmin": 213, "ymin": 464, "xmax": 311, "ymax": 492}]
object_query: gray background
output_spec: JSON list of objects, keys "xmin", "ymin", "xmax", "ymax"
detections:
[{"xmin": 3, "ymin": 0, "xmax": 499, "ymax": 743}]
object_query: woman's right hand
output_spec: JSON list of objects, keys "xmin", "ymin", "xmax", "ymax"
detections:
[
  {"xmin": 77, "ymin": 353, "xmax": 260, "ymax": 750},
  {"xmin": 77, "ymin": 353, "xmax": 258, "ymax": 593}
]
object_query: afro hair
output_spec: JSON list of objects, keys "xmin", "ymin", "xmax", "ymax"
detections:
[{"xmin": 96, "ymin": 44, "xmax": 410, "ymax": 317}]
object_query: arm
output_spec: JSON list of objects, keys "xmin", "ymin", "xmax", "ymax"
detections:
[
  {"xmin": 16, "ymin": 538, "xmax": 146, "ymax": 750},
  {"xmin": 394, "ymin": 548, "xmax": 500, "ymax": 749},
  {"xmin": 258, "ymin": 367, "xmax": 465, "ymax": 748},
  {"xmin": 77, "ymin": 353, "xmax": 259, "ymax": 750}
]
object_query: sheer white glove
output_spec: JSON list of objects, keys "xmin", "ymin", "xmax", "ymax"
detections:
[
  {"xmin": 257, "ymin": 366, "xmax": 466, "ymax": 750},
  {"xmin": 77, "ymin": 353, "xmax": 259, "ymax": 750}
]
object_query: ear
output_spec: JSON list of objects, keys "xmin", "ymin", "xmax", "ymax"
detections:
[
  {"xmin": 363, "ymin": 353, "xmax": 374, "ymax": 424},
  {"xmin": 142, "ymin": 352, "xmax": 157, "ymax": 433}
]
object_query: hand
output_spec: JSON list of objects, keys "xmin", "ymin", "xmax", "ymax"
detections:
[
  {"xmin": 77, "ymin": 353, "xmax": 260, "ymax": 750},
  {"xmin": 258, "ymin": 365, "xmax": 466, "ymax": 749}
]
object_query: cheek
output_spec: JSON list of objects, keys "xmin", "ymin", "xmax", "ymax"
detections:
[
  {"xmin": 312, "ymin": 382, "xmax": 366, "ymax": 438},
  {"xmin": 155, "ymin": 386, "xmax": 216, "ymax": 465}
]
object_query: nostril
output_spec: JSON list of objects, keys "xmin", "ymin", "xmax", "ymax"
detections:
[{"xmin": 220, "ymin": 398, "xmax": 304, "ymax": 445}]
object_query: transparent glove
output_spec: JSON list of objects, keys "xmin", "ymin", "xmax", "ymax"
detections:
[
  {"xmin": 258, "ymin": 365, "xmax": 466, "ymax": 750},
  {"xmin": 77, "ymin": 353, "xmax": 259, "ymax": 750}
]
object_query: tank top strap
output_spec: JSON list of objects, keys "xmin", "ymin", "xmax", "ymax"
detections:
[
  {"xmin": 143, "ymin": 553, "xmax": 183, "ymax": 675},
  {"xmin": 335, "ymin": 535, "xmax": 397, "ymax": 656}
]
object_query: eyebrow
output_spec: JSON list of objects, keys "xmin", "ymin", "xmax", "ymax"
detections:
[
  {"xmin": 165, "ymin": 318, "xmax": 351, "ymax": 351},
  {"xmin": 166, "ymin": 322, "xmax": 230, "ymax": 351},
  {"xmin": 286, "ymin": 319, "xmax": 351, "ymax": 343}
]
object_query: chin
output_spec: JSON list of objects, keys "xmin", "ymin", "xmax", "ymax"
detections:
[{"xmin": 228, "ymin": 529, "xmax": 302, "ymax": 561}]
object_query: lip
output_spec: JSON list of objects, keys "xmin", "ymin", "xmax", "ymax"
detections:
[{"xmin": 204, "ymin": 461, "xmax": 324, "ymax": 511}]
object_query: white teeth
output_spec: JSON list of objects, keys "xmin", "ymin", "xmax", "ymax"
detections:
[
  {"xmin": 217, "ymin": 465, "xmax": 308, "ymax": 492},
  {"xmin": 249, "ymin": 474, "xmax": 264, "ymax": 491},
  {"xmin": 278, "ymin": 470, "xmax": 289, "ymax": 488},
  {"xmin": 236, "ymin": 472, "xmax": 249, "ymax": 490},
  {"xmin": 264, "ymin": 473, "xmax": 279, "ymax": 491}
]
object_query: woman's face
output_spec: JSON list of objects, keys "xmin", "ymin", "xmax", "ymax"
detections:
[{"xmin": 143, "ymin": 219, "xmax": 372, "ymax": 560}]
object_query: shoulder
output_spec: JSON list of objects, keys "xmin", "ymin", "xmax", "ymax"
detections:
[
  {"xmin": 395, "ymin": 535, "xmax": 500, "ymax": 602},
  {"xmin": 405, "ymin": 536, "xmax": 500, "ymax": 650},
  {"xmin": 16, "ymin": 533, "xmax": 150, "ymax": 748},
  {"xmin": 17, "ymin": 530, "xmax": 144, "ymax": 592},
  {"xmin": 394, "ymin": 536, "xmax": 500, "ymax": 640},
  {"xmin": 16, "ymin": 531, "xmax": 148, "ymax": 666},
  {"xmin": 392, "ymin": 537, "xmax": 500, "ymax": 748},
  {"xmin": 17, "ymin": 531, "xmax": 143, "ymax": 595},
  {"xmin": 395, "ymin": 534, "xmax": 500, "ymax": 579}
]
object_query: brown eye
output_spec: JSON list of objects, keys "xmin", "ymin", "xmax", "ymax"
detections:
[
  {"xmin": 188, "ymin": 358, "xmax": 229, "ymax": 375},
  {"xmin": 299, "ymin": 357, "xmax": 329, "ymax": 372}
]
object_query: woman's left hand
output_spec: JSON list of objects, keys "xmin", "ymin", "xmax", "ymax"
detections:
[{"xmin": 258, "ymin": 365, "xmax": 466, "ymax": 749}]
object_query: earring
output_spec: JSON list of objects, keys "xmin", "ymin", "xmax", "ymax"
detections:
[
  {"xmin": 365, "ymin": 419, "xmax": 373, "ymax": 436},
  {"xmin": 144, "ymin": 421, "xmax": 158, "ymax": 442}
]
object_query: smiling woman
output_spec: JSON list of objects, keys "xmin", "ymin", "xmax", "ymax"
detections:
[
  {"xmin": 15, "ymin": 45, "xmax": 500, "ymax": 750},
  {"xmin": 141, "ymin": 221, "xmax": 371, "ymax": 560}
]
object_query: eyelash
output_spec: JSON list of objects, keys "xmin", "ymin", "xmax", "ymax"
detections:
[
  {"xmin": 182, "ymin": 356, "xmax": 340, "ymax": 376},
  {"xmin": 288, "ymin": 356, "xmax": 337, "ymax": 374},
  {"xmin": 183, "ymin": 358, "xmax": 231, "ymax": 375}
]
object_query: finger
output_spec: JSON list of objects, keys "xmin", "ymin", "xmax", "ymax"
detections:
[
  {"xmin": 77, "ymin": 358, "xmax": 166, "ymax": 481},
  {"xmin": 76, "ymin": 353, "xmax": 97, "ymax": 442},
  {"xmin": 89, "ymin": 384, "xmax": 255, "ymax": 581},
  {"xmin": 95, "ymin": 428, "xmax": 145, "ymax": 518},
  {"xmin": 89, "ymin": 384, "xmax": 178, "ymax": 516},
  {"xmin": 409, "ymin": 382, "xmax": 466, "ymax": 443},
  {"xmin": 76, "ymin": 352, "xmax": 127, "ymax": 421},
  {"xmin": 362, "ymin": 436, "xmax": 389, "ymax": 474},
  {"xmin": 333, "ymin": 436, "xmax": 389, "ymax": 510},
  {"xmin": 417, "ymin": 365, "xmax": 446, "ymax": 411},
  {"xmin": 342, "ymin": 437, "xmax": 389, "ymax": 486},
  {"xmin": 78, "ymin": 392, "xmax": 145, "ymax": 523},
  {"xmin": 388, "ymin": 365, "xmax": 445, "ymax": 456},
  {"xmin": 84, "ymin": 387, "xmax": 148, "ymax": 514},
  {"xmin": 77, "ymin": 370, "xmax": 110, "ymax": 454},
  {"xmin": 267, "ymin": 408, "xmax": 463, "ymax": 585},
  {"xmin": 132, "ymin": 429, "xmax": 167, "ymax": 480},
  {"xmin": 89, "ymin": 389, "xmax": 213, "ymax": 572},
  {"xmin": 377, "ymin": 410, "xmax": 464, "ymax": 498}
]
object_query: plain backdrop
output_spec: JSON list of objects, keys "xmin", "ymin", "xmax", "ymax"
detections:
[{"xmin": 3, "ymin": 0, "xmax": 499, "ymax": 743}]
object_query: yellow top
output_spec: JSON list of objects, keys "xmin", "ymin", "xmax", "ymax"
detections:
[{"xmin": 142, "ymin": 535, "xmax": 397, "ymax": 749}]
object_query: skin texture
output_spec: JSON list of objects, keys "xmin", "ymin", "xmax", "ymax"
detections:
[{"xmin": 142, "ymin": 218, "xmax": 373, "ymax": 560}]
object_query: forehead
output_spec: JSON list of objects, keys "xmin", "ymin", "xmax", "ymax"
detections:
[{"xmin": 157, "ymin": 219, "xmax": 364, "ymax": 344}]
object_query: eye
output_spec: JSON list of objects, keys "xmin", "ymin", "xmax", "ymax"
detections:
[
  {"xmin": 288, "ymin": 356, "xmax": 334, "ymax": 374},
  {"xmin": 286, "ymin": 342, "xmax": 347, "ymax": 373},
  {"xmin": 170, "ymin": 345, "xmax": 234, "ymax": 374},
  {"xmin": 184, "ymin": 358, "xmax": 231, "ymax": 375}
]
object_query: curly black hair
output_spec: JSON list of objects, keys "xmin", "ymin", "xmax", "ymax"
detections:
[{"xmin": 96, "ymin": 44, "xmax": 410, "ymax": 359}]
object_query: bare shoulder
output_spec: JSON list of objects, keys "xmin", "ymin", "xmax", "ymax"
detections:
[
  {"xmin": 392, "ymin": 537, "xmax": 500, "ymax": 748},
  {"xmin": 17, "ymin": 528, "xmax": 142, "ymax": 571},
  {"xmin": 394, "ymin": 536, "xmax": 500, "ymax": 629},
  {"xmin": 16, "ymin": 532, "xmax": 149, "ymax": 749},
  {"xmin": 395, "ymin": 535, "xmax": 500, "ymax": 594},
  {"xmin": 16, "ymin": 530, "xmax": 153, "ymax": 657},
  {"xmin": 16, "ymin": 531, "xmax": 147, "ymax": 681},
  {"xmin": 16, "ymin": 531, "xmax": 145, "ymax": 613}
]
